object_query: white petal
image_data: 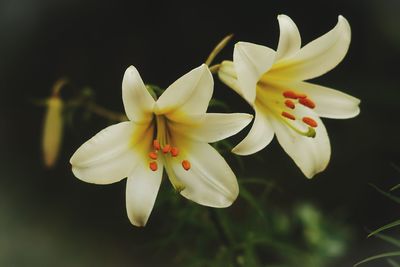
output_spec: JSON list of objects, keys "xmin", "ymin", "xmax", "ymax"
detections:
[
  {"xmin": 272, "ymin": 16, "xmax": 351, "ymax": 81},
  {"xmin": 232, "ymin": 106, "xmax": 275, "ymax": 155},
  {"xmin": 168, "ymin": 142, "xmax": 239, "ymax": 208},
  {"xmin": 125, "ymin": 160, "xmax": 163, "ymax": 227},
  {"xmin": 218, "ymin": 61, "xmax": 245, "ymax": 100},
  {"xmin": 289, "ymin": 81, "xmax": 360, "ymax": 119},
  {"xmin": 122, "ymin": 66, "xmax": 155, "ymax": 122},
  {"xmin": 155, "ymin": 64, "xmax": 213, "ymax": 116},
  {"xmin": 233, "ymin": 42, "xmax": 276, "ymax": 103},
  {"xmin": 271, "ymin": 106, "xmax": 331, "ymax": 178},
  {"xmin": 275, "ymin": 14, "xmax": 301, "ymax": 62},
  {"xmin": 70, "ymin": 121, "xmax": 152, "ymax": 184},
  {"xmin": 168, "ymin": 113, "xmax": 253, "ymax": 143}
]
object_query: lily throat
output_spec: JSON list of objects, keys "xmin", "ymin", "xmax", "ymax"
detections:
[
  {"xmin": 147, "ymin": 115, "xmax": 191, "ymax": 172},
  {"xmin": 256, "ymin": 79, "xmax": 318, "ymax": 138}
]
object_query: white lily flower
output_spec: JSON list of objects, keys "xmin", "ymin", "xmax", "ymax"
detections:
[
  {"xmin": 218, "ymin": 15, "xmax": 360, "ymax": 178},
  {"xmin": 70, "ymin": 64, "xmax": 252, "ymax": 226}
]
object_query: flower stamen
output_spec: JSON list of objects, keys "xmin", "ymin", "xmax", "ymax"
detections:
[
  {"xmin": 299, "ymin": 98, "xmax": 316, "ymax": 109},
  {"xmin": 296, "ymin": 93, "xmax": 307, "ymax": 99},
  {"xmin": 149, "ymin": 161, "xmax": 158, "ymax": 171},
  {"xmin": 153, "ymin": 139, "xmax": 161, "ymax": 150},
  {"xmin": 149, "ymin": 151, "xmax": 158, "ymax": 160},
  {"xmin": 170, "ymin": 147, "xmax": 179, "ymax": 157},
  {"xmin": 283, "ymin": 90, "xmax": 298, "ymax": 99},
  {"xmin": 282, "ymin": 111, "xmax": 296, "ymax": 120},
  {"xmin": 182, "ymin": 160, "xmax": 191, "ymax": 171},
  {"xmin": 284, "ymin": 100, "xmax": 295, "ymax": 109},
  {"xmin": 162, "ymin": 144, "xmax": 172, "ymax": 154},
  {"xmin": 302, "ymin": 117, "xmax": 318, "ymax": 128}
]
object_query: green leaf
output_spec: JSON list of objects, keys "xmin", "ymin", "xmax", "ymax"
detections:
[
  {"xmin": 354, "ymin": 251, "xmax": 400, "ymax": 266},
  {"xmin": 390, "ymin": 184, "xmax": 400, "ymax": 192},
  {"xmin": 208, "ymin": 99, "xmax": 230, "ymax": 111},
  {"xmin": 369, "ymin": 184, "xmax": 400, "ymax": 204},
  {"xmin": 239, "ymin": 186, "xmax": 266, "ymax": 219},
  {"xmin": 388, "ymin": 259, "xmax": 400, "ymax": 267},
  {"xmin": 368, "ymin": 220, "xmax": 400, "ymax": 238},
  {"xmin": 371, "ymin": 231, "xmax": 400, "ymax": 248}
]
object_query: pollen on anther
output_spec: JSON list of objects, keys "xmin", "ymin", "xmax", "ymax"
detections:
[
  {"xmin": 170, "ymin": 147, "xmax": 179, "ymax": 157},
  {"xmin": 296, "ymin": 93, "xmax": 307, "ymax": 99},
  {"xmin": 149, "ymin": 151, "xmax": 158, "ymax": 160},
  {"xmin": 182, "ymin": 160, "xmax": 191, "ymax": 171},
  {"xmin": 299, "ymin": 98, "xmax": 316, "ymax": 109},
  {"xmin": 153, "ymin": 140, "xmax": 160, "ymax": 150},
  {"xmin": 282, "ymin": 111, "xmax": 296, "ymax": 120},
  {"xmin": 149, "ymin": 161, "xmax": 158, "ymax": 171},
  {"xmin": 283, "ymin": 90, "xmax": 298, "ymax": 99},
  {"xmin": 284, "ymin": 100, "xmax": 295, "ymax": 109},
  {"xmin": 302, "ymin": 117, "xmax": 318, "ymax": 128},
  {"xmin": 162, "ymin": 144, "xmax": 171, "ymax": 154}
]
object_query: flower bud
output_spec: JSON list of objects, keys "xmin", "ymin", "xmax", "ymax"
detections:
[{"xmin": 42, "ymin": 79, "xmax": 66, "ymax": 168}]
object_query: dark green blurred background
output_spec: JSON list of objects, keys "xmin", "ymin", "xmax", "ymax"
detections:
[{"xmin": 1, "ymin": 0, "xmax": 400, "ymax": 266}]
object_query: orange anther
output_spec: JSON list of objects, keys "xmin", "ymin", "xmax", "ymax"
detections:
[
  {"xmin": 296, "ymin": 93, "xmax": 307, "ymax": 99},
  {"xmin": 299, "ymin": 98, "xmax": 316, "ymax": 109},
  {"xmin": 282, "ymin": 111, "xmax": 296, "ymax": 120},
  {"xmin": 149, "ymin": 161, "xmax": 158, "ymax": 171},
  {"xmin": 162, "ymin": 144, "xmax": 171, "ymax": 154},
  {"xmin": 182, "ymin": 160, "xmax": 191, "ymax": 171},
  {"xmin": 153, "ymin": 140, "xmax": 160, "ymax": 150},
  {"xmin": 302, "ymin": 117, "xmax": 318, "ymax": 128},
  {"xmin": 283, "ymin": 90, "xmax": 298, "ymax": 99},
  {"xmin": 149, "ymin": 151, "xmax": 158, "ymax": 160},
  {"xmin": 170, "ymin": 147, "xmax": 179, "ymax": 157},
  {"xmin": 284, "ymin": 100, "xmax": 295, "ymax": 109}
]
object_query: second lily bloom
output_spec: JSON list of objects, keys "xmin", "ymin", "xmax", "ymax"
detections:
[{"xmin": 218, "ymin": 15, "xmax": 360, "ymax": 178}]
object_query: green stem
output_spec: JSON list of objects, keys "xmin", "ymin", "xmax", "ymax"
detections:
[
  {"xmin": 86, "ymin": 102, "xmax": 127, "ymax": 122},
  {"xmin": 209, "ymin": 64, "xmax": 221, "ymax": 74},
  {"xmin": 205, "ymin": 34, "xmax": 234, "ymax": 66},
  {"xmin": 208, "ymin": 209, "xmax": 240, "ymax": 267}
]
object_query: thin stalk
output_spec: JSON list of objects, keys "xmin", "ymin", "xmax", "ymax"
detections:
[
  {"xmin": 86, "ymin": 102, "xmax": 127, "ymax": 122},
  {"xmin": 205, "ymin": 34, "xmax": 234, "ymax": 66}
]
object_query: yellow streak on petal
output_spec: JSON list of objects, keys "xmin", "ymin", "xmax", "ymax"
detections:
[{"xmin": 129, "ymin": 119, "xmax": 155, "ymax": 160}]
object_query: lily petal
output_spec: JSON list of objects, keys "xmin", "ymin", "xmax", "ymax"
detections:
[
  {"xmin": 271, "ymin": 16, "xmax": 351, "ymax": 81},
  {"xmin": 275, "ymin": 14, "xmax": 301, "ymax": 62},
  {"xmin": 218, "ymin": 61, "xmax": 245, "ymax": 100},
  {"xmin": 233, "ymin": 42, "xmax": 276, "ymax": 103},
  {"xmin": 122, "ymin": 66, "xmax": 155, "ymax": 123},
  {"xmin": 168, "ymin": 113, "xmax": 253, "ymax": 143},
  {"xmin": 126, "ymin": 160, "xmax": 163, "ymax": 227},
  {"xmin": 155, "ymin": 64, "xmax": 213, "ymax": 116},
  {"xmin": 288, "ymin": 81, "xmax": 360, "ymax": 119},
  {"xmin": 271, "ymin": 106, "xmax": 331, "ymax": 178},
  {"xmin": 70, "ymin": 121, "xmax": 151, "ymax": 184},
  {"xmin": 232, "ymin": 106, "xmax": 275, "ymax": 155},
  {"xmin": 170, "ymin": 141, "xmax": 239, "ymax": 208}
]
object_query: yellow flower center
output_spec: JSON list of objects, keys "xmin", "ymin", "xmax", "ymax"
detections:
[
  {"xmin": 146, "ymin": 115, "xmax": 190, "ymax": 191},
  {"xmin": 256, "ymin": 77, "xmax": 318, "ymax": 138}
]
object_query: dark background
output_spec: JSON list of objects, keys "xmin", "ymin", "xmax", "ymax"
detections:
[{"xmin": 1, "ymin": 0, "xmax": 400, "ymax": 266}]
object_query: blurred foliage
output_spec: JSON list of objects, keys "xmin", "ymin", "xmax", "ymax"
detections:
[
  {"xmin": 143, "ymin": 179, "xmax": 352, "ymax": 267},
  {"xmin": 40, "ymin": 85, "xmax": 354, "ymax": 266},
  {"xmin": 355, "ymin": 165, "xmax": 400, "ymax": 266}
]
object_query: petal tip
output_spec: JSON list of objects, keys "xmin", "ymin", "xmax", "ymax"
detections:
[
  {"xmin": 277, "ymin": 14, "xmax": 290, "ymax": 20},
  {"xmin": 124, "ymin": 65, "xmax": 138, "ymax": 75},
  {"xmin": 231, "ymin": 146, "xmax": 250, "ymax": 156},
  {"xmin": 130, "ymin": 217, "xmax": 147, "ymax": 227},
  {"xmin": 337, "ymin": 15, "xmax": 351, "ymax": 35}
]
